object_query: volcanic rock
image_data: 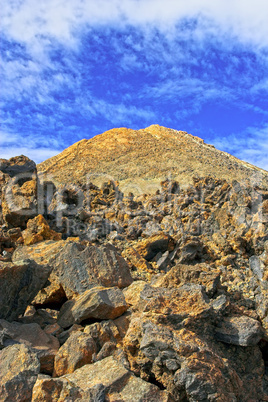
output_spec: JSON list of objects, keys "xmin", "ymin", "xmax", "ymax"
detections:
[
  {"xmin": 1, "ymin": 156, "xmax": 38, "ymax": 227},
  {"xmin": 0, "ymin": 319, "xmax": 59, "ymax": 374},
  {"xmin": 13, "ymin": 240, "xmax": 133, "ymax": 300},
  {"xmin": 0, "ymin": 259, "xmax": 51, "ymax": 321},
  {"xmin": 22, "ymin": 214, "xmax": 62, "ymax": 245},
  {"xmin": 214, "ymin": 315, "xmax": 264, "ymax": 346},
  {"xmin": 58, "ymin": 286, "xmax": 128, "ymax": 328},
  {"xmin": 0, "ymin": 343, "xmax": 40, "ymax": 402},
  {"xmin": 38, "ymin": 125, "xmax": 268, "ymax": 193},
  {"xmin": 53, "ymin": 331, "xmax": 97, "ymax": 376}
]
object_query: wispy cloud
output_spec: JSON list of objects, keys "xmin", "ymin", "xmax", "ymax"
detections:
[
  {"xmin": 0, "ymin": 0, "xmax": 268, "ymax": 167},
  {"xmin": 211, "ymin": 124, "xmax": 268, "ymax": 171}
]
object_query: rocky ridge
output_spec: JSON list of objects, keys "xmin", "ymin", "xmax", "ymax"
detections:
[{"xmin": 0, "ymin": 128, "xmax": 268, "ymax": 401}]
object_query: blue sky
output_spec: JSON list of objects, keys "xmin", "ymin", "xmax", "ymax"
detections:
[{"xmin": 1, "ymin": 0, "xmax": 268, "ymax": 170}]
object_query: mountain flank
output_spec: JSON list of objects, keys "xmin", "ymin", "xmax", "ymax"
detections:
[
  {"xmin": 0, "ymin": 127, "xmax": 268, "ymax": 400},
  {"xmin": 38, "ymin": 125, "xmax": 268, "ymax": 193}
]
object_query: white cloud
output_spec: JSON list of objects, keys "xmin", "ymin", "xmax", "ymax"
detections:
[
  {"xmin": 211, "ymin": 124, "xmax": 268, "ymax": 171},
  {"xmin": 2, "ymin": 0, "xmax": 268, "ymax": 51},
  {"xmin": 0, "ymin": 146, "xmax": 60, "ymax": 164}
]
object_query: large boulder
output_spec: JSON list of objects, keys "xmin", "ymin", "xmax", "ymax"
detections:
[
  {"xmin": 53, "ymin": 331, "xmax": 97, "ymax": 377},
  {"xmin": 58, "ymin": 286, "xmax": 128, "ymax": 329},
  {"xmin": 0, "ymin": 343, "xmax": 40, "ymax": 402},
  {"xmin": 13, "ymin": 240, "xmax": 133, "ymax": 300},
  {"xmin": 0, "ymin": 259, "xmax": 51, "ymax": 321},
  {"xmin": 0, "ymin": 319, "xmax": 59, "ymax": 374},
  {"xmin": 0, "ymin": 155, "xmax": 36, "ymax": 178},
  {"xmin": 32, "ymin": 356, "xmax": 171, "ymax": 401}
]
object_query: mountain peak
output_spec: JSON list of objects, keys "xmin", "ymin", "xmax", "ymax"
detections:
[{"xmin": 38, "ymin": 125, "xmax": 268, "ymax": 193}]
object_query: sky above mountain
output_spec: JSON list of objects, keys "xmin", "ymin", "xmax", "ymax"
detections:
[{"xmin": 1, "ymin": 0, "xmax": 268, "ymax": 170}]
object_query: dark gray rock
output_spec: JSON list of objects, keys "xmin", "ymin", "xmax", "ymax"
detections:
[
  {"xmin": 0, "ymin": 259, "xmax": 51, "ymax": 321},
  {"xmin": 215, "ymin": 315, "xmax": 263, "ymax": 346}
]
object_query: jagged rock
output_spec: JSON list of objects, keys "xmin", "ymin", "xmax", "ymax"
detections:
[
  {"xmin": 84, "ymin": 319, "xmax": 121, "ymax": 347},
  {"xmin": 13, "ymin": 240, "xmax": 133, "ymax": 300},
  {"xmin": 32, "ymin": 374, "xmax": 105, "ymax": 401},
  {"xmin": 58, "ymin": 286, "xmax": 128, "ymax": 329},
  {"xmin": 22, "ymin": 214, "xmax": 62, "ymax": 245},
  {"xmin": 0, "ymin": 155, "xmax": 36, "ymax": 178},
  {"xmin": 53, "ymin": 331, "xmax": 97, "ymax": 376},
  {"xmin": 0, "ymin": 319, "xmax": 59, "ymax": 374},
  {"xmin": 135, "ymin": 233, "xmax": 175, "ymax": 261},
  {"xmin": 122, "ymin": 246, "xmax": 154, "ymax": 281},
  {"xmin": 1, "ymin": 156, "xmax": 37, "ymax": 228},
  {"xmin": 0, "ymin": 259, "xmax": 51, "ymax": 321},
  {"xmin": 123, "ymin": 310, "xmax": 265, "ymax": 401},
  {"xmin": 153, "ymin": 263, "xmax": 221, "ymax": 298},
  {"xmin": 0, "ymin": 343, "xmax": 40, "ymax": 402},
  {"xmin": 65, "ymin": 356, "xmax": 171, "ymax": 401},
  {"xmin": 123, "ymin": 280, "xmax": 147, "ymax": 306},
  {"xmin": 19, "ymin": 307, "xmax": 58, "ymax": 328},
  {"xmin": 33, "ymin": 356, "xmax": 171, "ymax": 401},
  {"xmin": 214, "ymin": 315, "xmax": 264, "ymax": 346},
  {"xmin": 57, "ymin": 324, "xmax": 84, "ymax": 345}
]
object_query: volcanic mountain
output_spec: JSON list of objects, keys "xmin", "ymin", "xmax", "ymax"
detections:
[{"xmin": 38, "ymin": 125, "xmax": 268, "ymax": 192}]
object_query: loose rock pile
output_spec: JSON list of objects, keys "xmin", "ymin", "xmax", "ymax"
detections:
[{"xmin": 0, "ymin": 155, "xmax": 268, "ymax": 401}]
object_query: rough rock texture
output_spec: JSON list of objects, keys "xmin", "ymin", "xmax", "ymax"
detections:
[
  {"xmin": 0, "ymin": 259, "xmax": 51, "ymax": 320},
  {"xmin": 0, "ymin": 319, "xmax": 59, "ymax": 374},
  {"xmin": 53, "ymin": 331, "xmax": 97, "ymax": 376},
  {"xmin": 38, "ymin": 125, "xmax": 268, "ymax": 192},
  {"xmin": 60, "ymin": 356, "xmax": 171, "ymax": 401},
  {"xmin": 58, "ymin": 286, "xmax": 128, "ymax": 328},
  {"xmin": 214, "ymin": 315, "xmax": 263, "ymax": 346},
  {"xmin": 1, "ymin": 156, "xmax": 38, "ymax": 227},
  {"xmin": 22, "ymin": 214, "xmax": 62, "ymax": 245},
  {"xmin": 0, "ymin": 343, "xmax": 40, "ymax": 402},
  {"xmin": 13, "ymin": 240, "xmax": 132, "ymax": 300},
  {"xmin": 0, "ymin": 133, "xmax": 268, "ymax": 401}
]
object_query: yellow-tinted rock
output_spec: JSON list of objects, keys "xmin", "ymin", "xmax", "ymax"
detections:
[{"xmin": 22, "ymin": 214, "xmax": 62, "ymax": 245}]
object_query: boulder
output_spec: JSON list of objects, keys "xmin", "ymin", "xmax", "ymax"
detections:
[
  {"xmin": 0, "ymin": 155, "xmax": 36, "ymax": 178},
  {"xmin": 214, "ymin": 315, "xmax": 264, "ymax": 346},
  {"xmin": 0, "ymin": 343, "xmax": 40, "ymax": 402},
  {"xmin": 33, "ymin": 356, "xmax": 171, "ymax": 401},
  {"xmin": 63, "ymin": 356, "xmax": 171, "ymax": 401},
  {"xmin": 58, "ymin": 286, "xmax": 128, "ymax": 329},
  {"xmin": 22, "ymin": 214, "xmax": 62, "ymax": 245},
  {"xmin": 0, "ymin": 319, "xmax": 59, "ymax": 374},
  {"xmin": 53, "ymin": 331, "xmax": 97, "ymax": 377},
  {"xmin": 32, "ymin": 374, "xmax": 105, "ymax": 402},
  {"xmin": 1, "ymin": 156, "xmax": 37, "ymax": 228},
  {"xmin": 0, "ymin": 259, "xmax": 51, "ymax": 321},
  {"xmin": 135, "ymin": 233, "xmax": 175, "ymax": 261},
  {"xmin": 13, "ymin": 240, "xmax": 133, "ymax": 300}
]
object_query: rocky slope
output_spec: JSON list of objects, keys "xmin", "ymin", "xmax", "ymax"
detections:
[
  {"xmin": 38, "ymin": 125, "xmax": 268, "ymax": 193},
  {"xmin": 0, "ymin": 132, "xmax": 268, "ymax": 401}
]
